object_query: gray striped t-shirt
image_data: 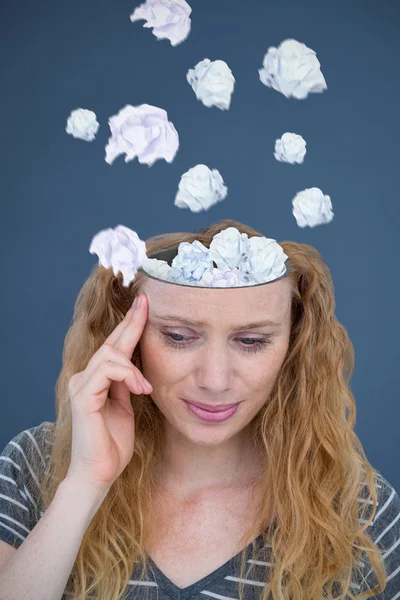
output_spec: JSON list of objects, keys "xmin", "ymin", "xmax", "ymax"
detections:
[{"xmin": 0, "ymin": 421, "xmax": 399, "ymax": 599}]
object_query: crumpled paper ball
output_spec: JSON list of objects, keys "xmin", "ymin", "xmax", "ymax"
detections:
[
  {"xmin": 292, "ymin": 187, "xmax": 334, "ymax": 228},
  {"xmin": 206, "ymin": 269, "xmax": 249, "ymax": 288},
  {"xmin": 174, "ymin": 164, "xmax": 228, "ymax": 212},
  {"xmin": 141, "ymin": 257, "xmax": 171, "ymax": 282},
  {"xmin": 105, "ymin": 104, "xmax": 179, "ymax": 166},
  {"xmin": 144, "ymin": 227, "xmax": 289, "ymax": 287},
  {"xmin": 130, "ymin": 0, "xmax": 191, "ymax": 46},
  {"xmin": 66, "ymin": 108, "xmax": 99, "ymax": 142},
  {"xmin": 208, "ymin": 226, "xmax": 249, "ymax": 271},
  {"xmin": 167, "ymin": 240, "xmax": 215, "ymax": 286},
  {"xmin": 186, "ymin": 59, "xmax": 235, "ymax": 110},
  {"xmin": 274, "ymin": 132, "xmax": 307, "ymax": 164},
  {"xmin": 259, "ymin": 39, "xmax": 327, "ymax": 99},
  {"xmin": 240, "ymin": 236, "xmax": 288, "ymax": 284},
  {"xmin": 89, "ymin": 225, "xmax": 147, "ymax": 287}
]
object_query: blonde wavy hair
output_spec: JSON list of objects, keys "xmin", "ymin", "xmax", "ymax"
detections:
[{"xmin": 35, "ymin": 218, "xmax": 388, "ymax": 599}]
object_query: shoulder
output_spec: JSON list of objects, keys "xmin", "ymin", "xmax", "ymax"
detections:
[
  {"xmin": 370, "ymin": 469, "xmax": 400, "ymax": 534},
  {"xmin": 0, "ymin": 421, "xmax": 56, "ymax": 477},
  {"xmin": 1, "ymin": 420, "xmax": 55, "ymax": 451},
  {"xmin": 358, "ymin": 468, "xmax": 400, "ymax": 546},
  {"xmin": 357, "ymin": 469, "xmax": 400, "ymax": 595}
]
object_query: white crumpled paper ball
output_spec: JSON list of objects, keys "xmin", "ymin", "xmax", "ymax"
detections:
[
  {"xmin": 89, "ymin": 225, "xmax": 148, "ymax": 288},
  {"xmin": 208, "ymin": 227, "xmax": 249, "ymax": 271},
  {"xmin": 186, "ymin": 59, "xmax": 235, "ymax": 110},
  {"xmin": 130, "ymin": 0, "xmax": 191, "ymax": 46},
  {"xmin": 259, "ymin": 39, "xmax": 327, "ymax": 99},
  {"xmin": 274, "ymin": 132, "xmax": 307, "ymax": 164},
  {"xmin": 292, "ymin": 187, "xmax": 334, "ymax": 228},
  {"xmin": 105, "ymin": 104, "xmax": 179, "ymax": 167},
  {"xmin": 240, "ymin": 237, "xmax": 289, "ymax": 284},
  {"xmin": 174, "ymin": 164, "xmax": 228, "ymax": 212},
  {"xmin": 141, "ymin": 257, "xmax": 172, "ymax": 281},
  {"xmin": 66, "ymin": 108, "xmax": 99, "ymax": 142},
  {"xmin": 168, "ymin": 240, "xmax": 215, "ymax": 286}
]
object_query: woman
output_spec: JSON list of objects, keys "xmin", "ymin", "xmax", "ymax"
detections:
[{"xmin": 0, "ymin": 218, "xmax": 399, "ymax": 600}]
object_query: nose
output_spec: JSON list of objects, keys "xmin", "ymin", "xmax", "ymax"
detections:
[{"xmin": 195, "ymin": 343, "xmax": 234, "ymax": 394}]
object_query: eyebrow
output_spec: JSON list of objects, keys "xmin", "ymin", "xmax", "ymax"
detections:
[{"xmin": 149, "ymin": 313, "xmax": 282, "ymax": 330}]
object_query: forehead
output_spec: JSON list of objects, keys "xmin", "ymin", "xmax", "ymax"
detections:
[{"xmin": 139, "ymin": 275, "xmax": 292, "ymax": 324}]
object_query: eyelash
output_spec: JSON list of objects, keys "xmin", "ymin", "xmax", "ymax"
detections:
[{"xmin": 161, "ymin": 332, "xmax": 272, "ymax": 354}]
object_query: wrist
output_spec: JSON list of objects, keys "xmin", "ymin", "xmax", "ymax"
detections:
[{"xmin": 60, "ymin": 475, "xmax": 111, "ymax": 516}]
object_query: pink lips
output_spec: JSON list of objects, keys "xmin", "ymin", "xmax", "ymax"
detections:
[
  {"xmin": 183, "ymin": 400, "xmax": 240, "ymax": 423},
  {"xmin": 183, "ymin": 400, "xmax": 240, "ymax": 412}
]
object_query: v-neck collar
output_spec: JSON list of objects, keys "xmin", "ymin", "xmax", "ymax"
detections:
[{"xmin": 145, "ymin": 533, "xmax": 265, "ymax": 599}]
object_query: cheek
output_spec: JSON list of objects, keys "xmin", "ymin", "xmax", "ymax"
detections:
[
  {"xmin": 249, "ymin": 344, "xmax": 288, "ymax": 386},
  {"xmin": 139, "ymin": 333, "xmax": 191, "ymax": 381}
]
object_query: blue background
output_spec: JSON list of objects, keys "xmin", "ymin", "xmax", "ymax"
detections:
[{"xmin": 1, "ymin": 0, "xmax": 399, "ymax": 488}]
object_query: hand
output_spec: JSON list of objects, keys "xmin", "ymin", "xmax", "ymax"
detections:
[{"xmin": 65, "ymin": 293, "xmax": 152, "ymax": 492}]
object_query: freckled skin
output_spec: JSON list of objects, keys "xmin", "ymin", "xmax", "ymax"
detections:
[{"xmin": 137, "ymin": 275, "xmax": 292, "ymax": 494}]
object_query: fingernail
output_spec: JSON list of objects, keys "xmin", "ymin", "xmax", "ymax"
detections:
[
  {"xmin": 136, "ymin": 295, "xmax": 142, "ymax": 308},
  {"xmin": 132, "ymin": 296, "xmax": 139, "ymax": 310}
]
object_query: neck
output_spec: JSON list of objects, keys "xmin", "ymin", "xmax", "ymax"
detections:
[{"xmin": 153, "ymin": 421, "xmax": 263, "ymax": 496}]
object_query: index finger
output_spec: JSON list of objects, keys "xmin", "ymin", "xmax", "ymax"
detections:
[{"xmin": 106, "ymin": 293, "xmax": 148, "ymax": 358}]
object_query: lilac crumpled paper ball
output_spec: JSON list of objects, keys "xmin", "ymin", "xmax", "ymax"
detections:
[
  {"xmin": 89, "ymin": 225, "xmax": 148, "ymax": 288},
  {"xmin": 105, "ymin": 104, "xmax": 179, "ymax": 167},
  {"xmin": 130, "ymin": 0, "xmax": 191, "ymax": 46}
]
